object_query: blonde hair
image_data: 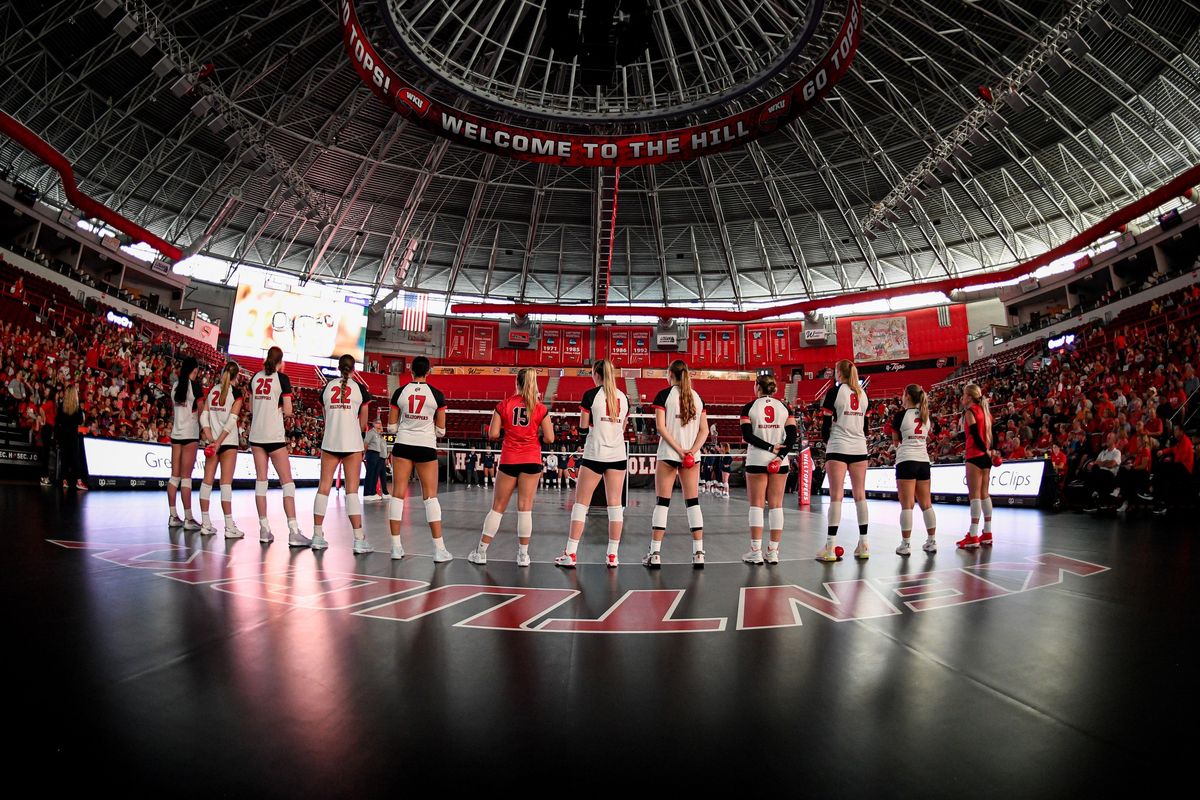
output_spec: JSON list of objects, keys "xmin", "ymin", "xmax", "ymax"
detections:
[
  {"xmin": 594, "ymin": 359, "xmax": 619, "ymax": 418},
  {"xmin": 964, "ymin": 383, "xmax": 992, "ymax": 449},
  {"xmin": 669, "ymin": 359, "xmax": 697, "ymax": 425},
  {"xmin": 836, "ymin": 359, "xmax": 864, "ymax": 402},
  {"xmin": 63, "ymin": 385, "xmax": 79, "ymax": 415},
  {"xmin": 755, "ymin": 373, "xmax": 777, "ymax": 396},
  {"xmin": 517, "ymin": 367, "xmax": 539, "ymax": 420},
  {"xmin": 905, "ymin": 383, "xmax": 930, "ymax": 425},
  {"xmin": 218, "ymin": 361, "xmax": 239, "ymax": 406}
]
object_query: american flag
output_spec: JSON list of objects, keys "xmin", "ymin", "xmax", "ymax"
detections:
[{"xmin": 400, "ymin": 291, "xmax": 428, "ymax": 332}]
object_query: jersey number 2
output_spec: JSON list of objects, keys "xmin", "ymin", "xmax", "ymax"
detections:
[
  {"xmin": 331, "ymin": 386, "xmax": 352, "ymax": 404},
  {"xmin": 914, "ymin": 419, "xmax": 924, "ymax": 435}
]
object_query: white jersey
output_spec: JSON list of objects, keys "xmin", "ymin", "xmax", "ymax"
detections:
[
  {"xmin": 203, "ymin": 383, "xmax": 243, "ymax": 444},
  {"xmin": 740, "ymin": 396, "xmax": 791, "ymax": 468},
  {"xmin": 822, "ymin": 383, "xmax": 868, "ymax": 456},
  {"xmin": 892, "ymin": 407, "xmax": 931, "ymax": 464},
  {"xmin": 580, "ymin": 385, "xmax": 629, "ymax": 462},
  {"xmin": 248, "ymin": 369, "xmax": 293, "ymax": 444},
  {"xmin": 169, "ymin": 378, "xmax": 203, "ymax": 440},
  {"xmin": 653, "ymin": 385, "xmax": 705, "ymax": 462},
  {"xmin": 320, "ymin": 378, "xmax": 371, "ymax": 453},
  {"xmin": 389, "ymin": 381, "xmax": 446, "ymax": 449},
  {"xmin": 545, "ymin": 454, "xmax": 558, "ymax": 471}
]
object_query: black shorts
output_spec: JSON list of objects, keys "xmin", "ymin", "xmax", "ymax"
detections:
[
  {"xmin": 966, "ymin": 454, "xmax": 994, "ymax": 470},
  {"xmin": 482, "ymin": 463, "xmax": 495, "ymax": 471},
  {"xmin": 170, "ymin": 437, "xmax": 199, "ymax": 446},
  {"xmin": 393, "ymin": 443, "xmax": 438, "ymax": 463},
  {"xmin": 251, "ymin": 441, "xmax": 288, "ymax": 454},
  {"xmin": 895, "ymin": 461, "xmax": 931, "ymax": 481},
  {"xmin": 826, "ymin": 452, "xmax": 869, "ymax": 464},
  {"xmin": 660, "ymin": 458, "xmax": 682, "ymax": 468},
  {"xmin": 746, "ymin": 464, "xmax": 789, "ymax": 475},
  {"xmin": 545, "ymin": 469, "xmax": 558, "ymax": 477},
  {"xmin": 581, "ymin": 458, "xmax": 627, "ymax": 474},
  {"xmin": 217, "ymin": 444, "xmax": 239, "ymax": 455},
  {"xmin": 499, "ymin": 462, "xmax": 543, "ymax": 477},
  {"xmin": 322, "ymin": 449, "xmax": 362, "ymax": 458}
]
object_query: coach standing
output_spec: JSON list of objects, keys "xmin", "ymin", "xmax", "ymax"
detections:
[{"xmin": 363, "ymin": 420, "xmax": 390, "ymax": 502}]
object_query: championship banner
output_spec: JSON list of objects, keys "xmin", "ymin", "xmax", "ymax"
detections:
[{"xmin": 339, "ymin": 0, "xmax": 863, "ymax": 168}]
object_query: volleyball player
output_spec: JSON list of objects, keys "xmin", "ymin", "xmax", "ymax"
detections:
[
  {"xmin": 892, "ymin": 383, "xmax": 937, "ymax": 555},
  {"xmin": 249, "ymin": 346, "xmax": 307, "ymax": 546},
  {"xmin": 555, "ymin": 359, "xmax": 629, "ymax": 568},
  {"xmin": 958, "ymin": 383, "xmax": 996, "ymax": 549},
  {"xmin": 481, "ymin": 448, "xmax": 496, "ymax": 488},
  {"xmin": 198, "ymin": 361, "xmax": 243, "ymax": 538},
  {"xmin": 388, "ymin": 356, "xmax": 449, "ymax": 561},
  {"xmin": 699, "ymin": 448, "xmax": 713, "ymax": 493},
  {"xmin": 167, "ymin": 357, "xmax": 204, "ymax": 530},
  {"xmin": 741, "ymin": 374, "xmax": 796, "ymax": 564},
  {"xmin": 818, "ymin": 359, "xmax": 870, "ymax": 562},
  {"xmin": 469, "ymin": 368, "xmax": 554, "ymax": 566},
  {"xmin": 543, "ymin": 450, "xmax": 559, "ymax": 490},
  {"xmin": 312, "ymin": 354, "xmax": 371, "ymax": 553},
  {"xmin": 644, "ymin": 359, "xmax": 708, "ymax": 569}
]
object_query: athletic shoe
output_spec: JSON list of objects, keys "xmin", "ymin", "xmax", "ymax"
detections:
[
  {"xmin": 1082, "ymin": 505, "xmax": 1098, "ymax": 513},
  {"xmin": 554, "ymin": 551, "xmax": 577, "ymax": 569},
  {"xmin": 468, "ymin": 547, "xmax": 487, "ymax": 565},
  {"xmin": 182, "ymin": 518, "xmax": 202, "ymax": 532},
  {"xmin": 224, "ymin": 524, "xmax": 245, "ymax": 540},
  {"xmin": 390, "ymin": 543, "xmax": 405, "ymax": 560},
  {"xmin": 433, "ymin": 548, "xmax": 454, "ymax": 563},
  {"xmin": 642, "ymin": 550, "xmax": 662, "ymax": 569},
  {"xmin": 199, "ymin": 522, "xmax": 218, "ymax": 536},
  {"xmin": 168, "ymin": 515, "xmax": 184, "ymax": 528},
  {"xmin": 742, "ymin": 549, "xmax": 764, "ymax": 565},
  {"xmin": 922, "ymin": 538, "xmax": 937, "ymax": 554},
  {"xmin": 288, "ymin": 531, "xmax": 312, "ymax": 548},
  {"xmin": 311, "ymin": 534, "xmax": 329, "ymax": 551},
  {"xmin": 692, "ymin": 550, "xmax": 705, "ymax": 569},
  {"xmin": 979, "ymin": 532, "xmax": 993, "ymax": 547},
  {"xmin": 259, "ymin": 524, "xmax": 274, "ymax": 544},
  {"xmin": 516, "ymin": 550, "xmax": 531, "ymax": 568},
  {"xmin": 1137, "ymin": 492, "xmax": 1154, "ymax": 502},
  {"xmin": 815, "ymin": 546, "xmax": 839, "ymax": 562},
  {"xmin": 606, "ymin": 553, "xmax": 619, "ymax": 568},
  {"xmin": 956, "ymin": 534, "xmax": 981, "ymax": 550},
  {"xmin": 1152, "ymin": 507, "xmax": 1168, "ymax": 516},
  {"xmin": 896, "ymin": 540, "xmax": 911, "ymax": 556},
  {"xmin": 40, "ymin": 477, "xmax": 50, "ymax": 487},
  {"xmin": 1117, "ymin": 502, "xmax": 1129, "ymax": 514},
  {"xmin": 854, "ymin": 541, "xmax": 870, "ymax": 560},
  {"xmin": 76, "ymin": 481, "xmax": 88, "ymax": 491},
  {"xmin": 764, "ymin": 548, "xmax": 780, "ymax": 565},
  {"xmin": 353, "ymin": 538, "xmax": 374, "ymax": 555}
]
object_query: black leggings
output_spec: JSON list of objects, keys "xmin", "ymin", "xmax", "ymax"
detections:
[{"xmin": 59, "ymin": 438, "xmax": 81, "ymax": 485}]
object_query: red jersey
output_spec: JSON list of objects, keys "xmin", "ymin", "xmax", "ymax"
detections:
[
  {"xmin": 496, "ymin": 395, "xmax": 547, "ymax": 464},
  {"xmin": 964, "ymin": 404, "xmax": 991, "ymax": 459}
]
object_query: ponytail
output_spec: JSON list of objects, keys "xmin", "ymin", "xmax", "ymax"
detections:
[
  {"xmin": 218, "ymin": 361, "xmax": 239, "ymax": 405},
  {"xmin": 174, "ymin": 357, "xmax": 198, "ymax": 404},
  {"xmin": 670, "ymin": 359, "xmax": 697, "ymax": 425},
  {"xmin": 518, "ymin": 368, "xmax": 539, "ymax": 420},
  {"xmin": 264, "ymin": 346, "xmax": 283, "ymax": 376},
  {"xmin": 595, "ymin": 359, "xmax": 619, "ymax": 418},
  {"xmin": 755, "ymin": 373, "xmax": 777, "ymax": 397},
  {"xmin": 338, "ymin": 353, "xmax": 355, "ymax": 393},
  {"xmin": 836, "ymin": 359, "xmax": 864, "ymax": 404},
  {"xmin": 965, "ymin": 383, "xmax": 992, "ymax": 449},
  {"xmin": 905, "ymin": 383, "xmax": 929, "ymax": 426}
]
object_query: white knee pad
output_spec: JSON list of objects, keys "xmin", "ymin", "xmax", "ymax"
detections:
[
  {"xmin": 970, "ymin": 498, "xmax": 982, "ymax": 519},
  {"xmin": 923, "ymin": 506, "xmax": 937, "ymax": 531},
  {"xmin": 168, "ymin": 476, "xmax": 181, "ymax": 489},
  {"xmin": 423, "ymin": 497, "xmax": 442, "ymax": 523},
  {"xmin": 686, "ymin": 504, "xmax": 703, "ymax": 531},
  {"xmin": 570, "ymin": 503, "xmax": 588, "ymax": 523},
  {"xmin": 748, "ymin": 507, "xmax": 764, "ymax": 529},
  {"xmin": 607, "ymin": 505, "xmax": 624, "ymax": 523},
  {"xmin": 828, "ymin": 501, "xmax": 842, "ymax": 526},
  {"xmin": 517, "ymin": 510, "xmax": 533, "ymax": 539},
  {"xmin": 483, "ymin": 509, "xmax": 503, "ymax": 537},
  {"xmin": 220, "ymin": 484, "xmax": 233, "ymax": 503},
  {"xmin": 346, "ymin": 494, "xmax": 362, "ymax": 516},
  {"xmin": 313, "ymin": 492, "xmax": 330, "ymax": 517},
  {"xmin": 199, "ymin": 483, "xmax": 213, "ymax": 502},
  {"xmin": 981, "ymin": 498, "xmax": 993, "ymax": 517},
  {"xmin": 651, "ymin": 505, "xmax": 669, "ymax": 530},
  {"xmin": 255, "ymin": 480, "xmax": 269, "ymax": 497},
  {"xmin": 388, "ymin": 495, "xmax": 405, "ymax": 521},
  {"xmin": 768, "ymin": 507, "xmax": 784, "ymax": 532},
  {"xmin": 281, "ymin": 482, "xmax": 296, "ymax": 499},
  {"xmin": 899, "ymin": 508, "xmax": 913, "ymax": 531},
  {"xmin": 855, "ymin": 499, "xmax": 868, "ymax": 525}
]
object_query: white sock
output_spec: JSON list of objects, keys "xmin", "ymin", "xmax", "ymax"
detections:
[
  {"xmin": 692, "ymin": 539, "xmax": 703, "ymax": 554},
  {"xmin": 224, "ymin": 515, "xmax": 235, "ymax": 527},
  {"xmin": 607, "ymin": 539, "xmax": 620, "ymax": 556},
  {"xmin": 312, "ymin": 523, "xmax": 323, "ymax": 538},
  {"xmin": 201, "ymin": 510, "xmax": 211, "ymax": 525},
  {"xmin": 565, "ymin": 538, "xmax": 580, "ymax": 555},
  {"xmin": 981, "ymin": 498, "xmax": 993, "ymax": 533},
  {"xmin": 353, "ymin": 528, "xmax": 365, "ymax": 541},
  {"xmin": 750, "ymin": 538, "xmax": 762, "ymax": 552},
  {"xmin": 650, "ymin": 539, "xmax": 662, "ymax": 553},
  {"xmin": 969, "ymin": 499, "xmax": 982, "ymax": 536},
  {"xmin": 518, "ymin": 542, "xmax": 529, "ymax": 555},
  {"xmin": 391, "ymin": 534, "xmax": 402, "ymax": 550}
]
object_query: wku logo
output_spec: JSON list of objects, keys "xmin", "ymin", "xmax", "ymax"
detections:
[
  {"xmin": 400, "ymin": 89, "xmax": 429, "ymax": 114},
  {"xmin": 47, "ymin": 540, "xmax": 1107, "ymax": 634}
]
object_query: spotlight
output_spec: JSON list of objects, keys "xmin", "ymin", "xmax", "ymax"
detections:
[
  {"xmin": 130, "ymin": 33, "xmax": 155, "ymax": 56},
  {"xmin": 170, "ymin": 75, "xmax": 194, "ymax": 96},
  {"xmin": 952, "ymin": 143, "xmax": 971, "ymax": 161},
  {"xmin": 864, "ymin": 229, "xmax": 877, "ymax": 242},
  {"xmin": 968, "ymin": 129, "xmax": 989, "ymax": 147},
  {"xmin": 1003, "ymin": 91, "xmax": 1028, "ymax": 113},
  {"xmin": 95, "ymin": 0, "xmax": 120, "ymax": 17},
  {"xmin": 922, "ymin": 172, "xmax": 942, "ymax": 188},
  {"xmin": 1065, "ymin": 31, "xmax": 1089, "ymax": 57},
  {"xmin": 909, "ymin": 184, "xmax": 927, "ymax": 199},
  {"xmin": 936, "ymin": 158, "xmax": 955, "ymax": 175},
  {"xmin": 113, "ymin": 14, "xmax": 137, "ymax": 38},
  {"xmin": 883, "ymin": 208, "xmax": 901, "ymax": 223},
  {"xmin": 206, "ymin": 115, "xmax": 227, "ymax": 133},
  {"xmin": 190, "ymin": 96, "xmax": 212, "ymax": 116},
  {"xmin": 986, "ymin": 109, "xmax": 1008, "ymax": 130},
  {"xmin": 895, "ymin": 197, "xmax": 912, "ymax": 212},
  {"xmin": 1025, "ymin": 72, "xmax": 1050, "ymax": 96},
  {"xmin": 1106, "ymin": 0, "xmax": 1132, "ymax": 18},
  {"xmin": 152, "ymin": 54, "xmax": 177, "ymax": 77},
  {"xmin": 1087, "ymin": 14, "xmax": 1112, "ymax": 36},
  {"xmin": 224, "ymin": 131, "xmax": 243, "ymax": 150},
  {"xmin": 1047, "ymin": 52, "xmax": 1071, "ymax": 75}
]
